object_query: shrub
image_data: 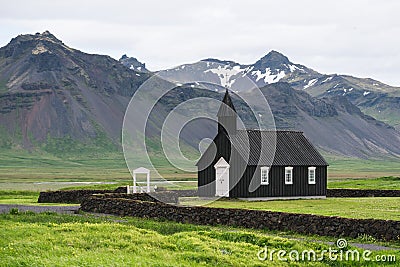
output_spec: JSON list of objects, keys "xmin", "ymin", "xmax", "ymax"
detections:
[{"xmin": 9, "ymin": 208, "xmax": 19, "ymax": 215}]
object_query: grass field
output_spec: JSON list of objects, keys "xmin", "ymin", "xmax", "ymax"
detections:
[
  {"xmin": 328, "ymin": 176, "xmax": 400, "ymax": 190},
  {"xmin": 0, "ymin": 149, "xmax": 195, "ymax": 191},
  {"xmin": 0, "ymin": 191, "xmax": 39, "ymax": 204},
  {"xmin": 0, "ymin": 191, "xmax": 79, "ymax": 206},
  {"xmin": 1, "ymin": 149, "xmax": 399, "ymax": 191},
  {"xmin": 0, "ymin": 211, "xmax": 399, "ymax": 266},
  {"xmin": 0, "ymin": 149, "xmax": 399, "ymax": 266},
  {"xmin": 180, "ymin": 197, "xmax": 400, "ymax": 221},
  {"xmin": 324, "ymin": 156, "xmax": 400, "ymax": 179}
]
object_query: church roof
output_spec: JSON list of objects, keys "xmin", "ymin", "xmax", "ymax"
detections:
[
  {"xmin": 231, "ymin": 130, "xmax": 328, "ymax": 166},
  {"xmin": 217, "ymin": 89, "xmax": 236, "ymax": 117}
]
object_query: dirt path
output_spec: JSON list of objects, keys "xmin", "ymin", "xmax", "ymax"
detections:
[{"xmin": 0, "ymin": 204, "xmax": 79, "ymax": 214}]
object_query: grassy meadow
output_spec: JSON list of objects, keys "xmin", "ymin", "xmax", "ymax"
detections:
[
  {"xmin": 325, "ymin": 156, "xmax": 400, "ymax": 179},
  {"xmin": 1, "ymin": 211, "xmax": 399, "ymax": 266},
  {"xmin": 0, "ymin": 148, "xmax": 399, "ymax": 191},
  {"xmin": 0, "ymin": 149, "xmax": 195, "ymax": 191},
  {"xmin": 0, "ymin": 190, "xmax": 40, "ymax": 204},
  {"xmin": 0, "ymin": 149, "xmax": 399, "ymax": 266},
  {"xmin": 180, "ymin": 197, "xmax": 400, "ymax": 221},
  {"xmin": 328, "ymin": 176, "xmax": 400, "ymax": 190}
]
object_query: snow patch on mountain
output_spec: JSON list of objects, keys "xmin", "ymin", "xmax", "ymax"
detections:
[
  {"xmin": 251, "ymin": 68, "xmax": 286, "ymax": 84},
  {"xmin": 287, "ymin": 64, "xmax": 304, "ymax": 72},
  {"xmin": 304, "ymin": 78, "xmax": 318, "ymax": 89},
  {"xmin": 130, "ymin": 65, "xmax": 143, "ymax": 71},
  {"xmin": 205, "ymin": 65, "xmax": 243, "ymax": 88},
  {"xmin": 321, "ymin": 76, "xmax": 333, "ymax": 83}
]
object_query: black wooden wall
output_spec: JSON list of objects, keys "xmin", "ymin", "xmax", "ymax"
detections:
[{"xmin": 230, "ymin": 165, "xmax": 327, "ymax": 198}]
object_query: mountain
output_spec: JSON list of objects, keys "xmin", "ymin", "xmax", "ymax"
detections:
[
  {"xmin": 302, "ymin": 74, "xmax": 400, "ymax": 130},
  {"xmin": 119, "ymin": 54, "xmax": 149, "ymax": 72},
  {"xmin": 0, "ymin": 31, "xmax": 150, "ymax": 150},
  {"xmin": 161, "ymin": 50, "xmax": 317, "ymax": 91},
  {"xmin": 163, "ymin": 51, "xmax": 400, "ymax": 130},
  {"xmin": 0, "ymin": 31, "xmax": 399, "ymax": 159}
]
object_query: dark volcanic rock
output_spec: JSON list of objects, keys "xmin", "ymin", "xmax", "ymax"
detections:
[
  {"xmin": 80, "ymin": 194, "xmax": 400, "ymax": 242},
  {"xmin": 119, "ymin": 54, "xmax": 148, "ymax": 72},
  {"xmin": 0, "ymin": 31, "xmax": 151, "ymax": 146},
  {"xmin": 253, "ymin": 50, "xmax": 291, "ymax": 70},
  {"xmin": 30, "ymin": 51, "xmax": 62, "ymax": 72}
]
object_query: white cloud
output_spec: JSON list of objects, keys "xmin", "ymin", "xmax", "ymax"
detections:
[{"xmin": 1, "ymin": 0, "xmax": 400, "ymax": 85}]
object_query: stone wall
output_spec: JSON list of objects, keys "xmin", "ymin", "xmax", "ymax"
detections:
[
  {"xmin": 80, "ymin": 195, "xmax": 400, "ymax": 241},
  {"xmin": 93, "ymin": 192, "xmax": 180, "ymax": 204},
  {"xmin": 38, "ymin": 188, "xmax": 183, "ymax": 204},
  {"xmin": 327, "ymin": 189, "xmax": 400, "ymax": 197},
  {"xmin": 172, "ymin": 189, "xmax": 198, "ymax": 197},
  {"xmin": 38, "ymin": 187, "xmax": 126, "ymax": 204}
]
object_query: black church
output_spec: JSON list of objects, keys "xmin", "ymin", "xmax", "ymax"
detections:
[{"xmin": 196, "ymin": 90, "xmax": 328, "ymax": 199}]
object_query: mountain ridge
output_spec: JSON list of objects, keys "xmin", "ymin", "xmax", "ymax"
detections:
[
  {"xmin": 164, "ymin": 50, "xmax": 400, "ymax": 130},
  {"xmin": 0, "ymin": 31, "xmax": 399, "ymax": 159}
]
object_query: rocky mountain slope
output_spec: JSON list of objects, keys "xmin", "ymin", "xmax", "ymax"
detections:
[
  {"xmin": 0, "ymin": 31, "xmax": 399, "ymax": 159},
  {"xmin": 0, "ymin": 31, "xmax": 150, "ymax": 148},
  {"xmin": 304, "ymin": 74, "xmax": 400, "ymax": 130}
]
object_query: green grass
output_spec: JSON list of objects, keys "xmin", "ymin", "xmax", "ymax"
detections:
[
  {"xmin": 0, "ymin": 212, "xmax": 398, "ymax": 266},
  {"xmin": 181, "ymin": 197, "xmax": 400, "ymax": 221},
  {"xmin": 0, "ymin": 191, "xmax": 78, "ymax": 206},
  {"xmin": 0, "ymin": 148, "xmax": 399, "ymax": 191},
  {"xmin": 0, "ymin": 149, "xmax": 196, "ymax": 191},
  {"xmin": 0, "ymin": 149, "xmax": 130, "ymax": 183},
  {"xmin": 324, "ymin": 156, "xmax": 400, "ymax": 179},
  {"xmin": 0, "ymin": 191, "xmax": 39, "ymax": 204},
  {"xmin": 328, "ymin": 176, "xmax": 400, "ymax": 190},
  {"xmin": 362, "ymin": 106, "xmax": 400, "ymax": 130}
]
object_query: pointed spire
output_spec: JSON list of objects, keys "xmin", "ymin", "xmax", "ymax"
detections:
[
  {"xmin": 217, "ymin": 89, "xmax": 237, "ymax": 135},
  {"xmin": 217, "ymin": 89, "xmax": 236, "ymax": 117}
]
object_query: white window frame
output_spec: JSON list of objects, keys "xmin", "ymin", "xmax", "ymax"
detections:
[
  {"xmin": 308, "ymin": 167, "xmax": 316, "ymax": 184},
  {"xmin": 260, "ymin": 166, "xmax": 269, "ymax": 185},
  {"xmin": 284, "ymin": 167, "xmax": 293, "ymax": 185}
]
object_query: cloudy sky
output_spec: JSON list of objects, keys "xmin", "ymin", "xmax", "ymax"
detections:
[{"xmin": 1, "ymin": 0, "xmax": 400, "ymax": 85}]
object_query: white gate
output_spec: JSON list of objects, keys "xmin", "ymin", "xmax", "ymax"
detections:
[
  {"xmin": 214, "ymin": 157, "xmax": 230, "ymax": 197},
  {"xmin": 131, "ymin": 167, "xmax": 150, "ymax": 193}
]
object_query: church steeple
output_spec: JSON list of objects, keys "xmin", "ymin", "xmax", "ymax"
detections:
[{"xmin": 217, "ymin": 89, "xmax": 237, "ymax": 135}]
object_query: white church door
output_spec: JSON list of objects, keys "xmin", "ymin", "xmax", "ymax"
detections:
[{"xmin": 214, "ymin": 157, "xmax": 230, "ymax": 197}]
